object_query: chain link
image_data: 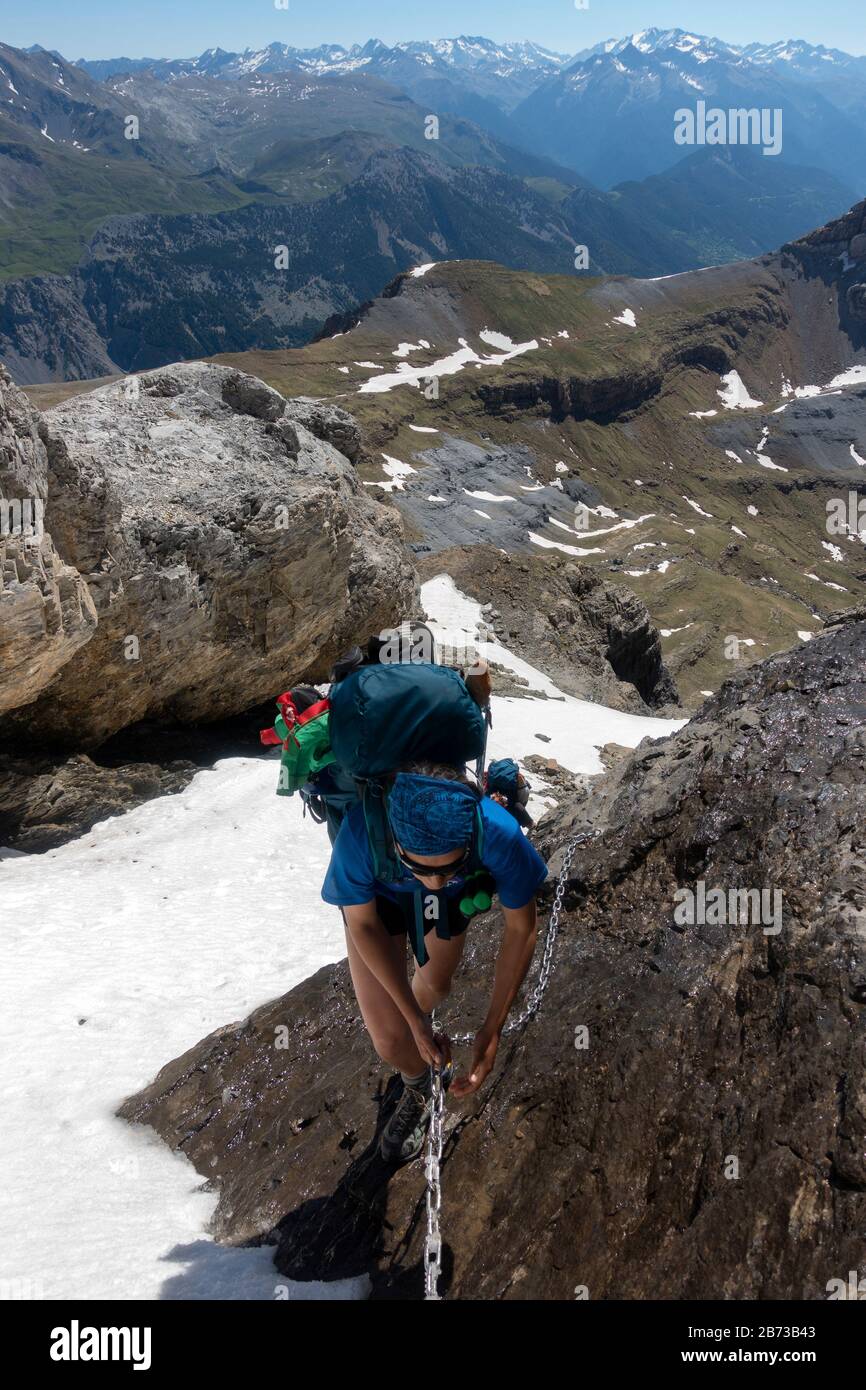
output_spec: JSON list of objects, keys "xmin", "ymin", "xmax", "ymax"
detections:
[{"xmin": 423, "ymin": 830, "xmax": 595, "ymax": 1299}]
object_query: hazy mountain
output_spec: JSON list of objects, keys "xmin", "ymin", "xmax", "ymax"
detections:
[
  {"xmin": 70, "ymin": 30, "xmax": 866, "ymax": 190},
  {"xmin": 1, "ymin": 32, "xmax": 862, "ymax": 381},
  {"xmin": 741, "ymin": 37, "xmax": 866, "ymax": 79},
  {"xmin": 76, "ymin": 35, "xmax": 574, "ymax": 143},
  {"xmin": 564, "ymin": 146, "xmax": 858, "ymax": 276},
  {"xmin": 513, "ymin": 33, "xmax": 866, "ymax": 190},
  {"xmin": 0, "ymin": 41, "xmax": 585, "ymax": 282},
  {"xmin": 77, "ymin": 35, "xmax": 572, "ymax": 110},
  {"xmin": 0, "ymin": 43, "xmax": 253, "ymax": 281}
]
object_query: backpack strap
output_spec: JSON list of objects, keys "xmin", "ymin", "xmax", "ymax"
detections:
[{"xmin": 361, "ymin": 779, "xmax": 401, "ymax": 883}]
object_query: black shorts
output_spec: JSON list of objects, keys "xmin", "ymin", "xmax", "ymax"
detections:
[{"xmin": 375, "ymin": 891, "xmax": 471, "ymax": 942}]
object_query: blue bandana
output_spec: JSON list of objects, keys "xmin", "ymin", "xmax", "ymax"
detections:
[{"xmin": 387, "ymin": 773, "xmax": 478, "ymax": 856}]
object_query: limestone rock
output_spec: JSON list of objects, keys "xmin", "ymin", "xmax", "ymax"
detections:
[
  {"xmin": 0, "ymin": 362, "xmax": 418, "ymax": 748},
  {"xmin": 284, "ymin": 398, "xmax": 365, "ymax": 464},
  {"xmin": 0, "ymin": 367, "xmax": 97, "ymax": 717}
]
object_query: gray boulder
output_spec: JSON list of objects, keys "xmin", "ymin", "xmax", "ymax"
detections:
[{"xmin": 0, "ymin": 361, "xmax": 418, "ymax": 747}]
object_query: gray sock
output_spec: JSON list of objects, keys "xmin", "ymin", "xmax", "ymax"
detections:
[{"xmin": 401, "ymin": 1067, "xmax": 430, "ymax": 1090}]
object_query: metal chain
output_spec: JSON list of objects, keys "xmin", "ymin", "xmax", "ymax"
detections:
[
  {"xmin": 422, "ymin": 830, "xmax": 596, "ymax": 1300},
  {"xmin": 423, "ymin": 1066, "xmax": 445, "ymax": 1300}
]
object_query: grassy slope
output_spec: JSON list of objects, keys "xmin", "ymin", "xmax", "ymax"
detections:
[
  {"xmin": 208, "ymin": 259, "xmax": 865, "ymax": 705},
  {"xmin": 0, "ymin": 127, "xmax": 254, "ymax": 281}
]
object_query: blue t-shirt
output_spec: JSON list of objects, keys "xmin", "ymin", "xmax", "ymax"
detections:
[{"xmin": 322, "ymin": 795, "xmax": 548, "ymax": 910}]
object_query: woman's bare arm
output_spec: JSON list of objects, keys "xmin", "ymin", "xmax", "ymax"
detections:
[
  {"xmin": 484, "ymin": 899, "xmax": 539, "ymax": 1034},
  {"xmin": 451, "ymin": 898, "xmax": 538, "ymax": 1099}
]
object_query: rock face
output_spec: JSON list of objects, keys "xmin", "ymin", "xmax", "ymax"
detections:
[
  {"xmin": 0, "ymin": 751, "xmax": 197, "ymax": 853},
  {"xmin": 0, "ymin": 276, "xmax": 121, "ymax": 386},
  {"xmin": 419, "ymin": 546, "xmax": 678, "ymax": 711},
  {"xmin": 0, "ymin": 368, "xmax": 97, "ymax": 716},
  {"xmin": 0, "ymin": 362, "xmax": 417, "ymax": 749},
  {"xmin": 119, "ymin": 612, "xmax": 865, "ymax": 1299}
]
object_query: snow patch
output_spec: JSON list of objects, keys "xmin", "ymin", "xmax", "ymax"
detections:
[
  {"xmin": 359, "ymin": 336, "xmax": 538, "ymax": 395},
  {"xmin": 0, "ymin": 764, "xmax": 369, "ymax": 1300},
  {"xmin": 528, "ymin": 532, "xmax": 605, "ymax": 557},
  {"xmin": 682, "ymin": 496, "xmax": 714, "ymax": 519},
  {"xmin": 422, "ymin": 575, "xmax": 686, "ymax": 779},
  {"xmin": 363, "ymin": 454, "xmax": 417, "ymax": 493},
  {"xmin": 717, "ymin": 371, "xmax": 763, "ymax": 410}
]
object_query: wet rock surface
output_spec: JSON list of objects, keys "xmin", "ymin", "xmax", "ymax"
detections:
[
  {"xmin": 119, "ymin": 613, "xmax": 865, "ymax": 1299},
  {"xmin": 0, "ymin": 705, "xmax": 273, "ymax": 853},
  {"xmin": 0, "ymin": 752, "xmax": 197, "ymax": 854}
]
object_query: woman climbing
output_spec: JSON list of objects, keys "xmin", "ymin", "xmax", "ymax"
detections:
[{"xmin": 321, "ymin": 761, "xmax": 548, "ymax": 1165}]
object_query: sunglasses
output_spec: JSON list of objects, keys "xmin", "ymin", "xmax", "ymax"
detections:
[{"xmin": 397, "ymin": 844, "xmax": 472, "ymax": 881}]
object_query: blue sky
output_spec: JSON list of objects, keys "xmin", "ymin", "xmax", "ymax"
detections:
[{"xmin": 5, "ymin": 0, "xmax": 865, "ymax": 61}]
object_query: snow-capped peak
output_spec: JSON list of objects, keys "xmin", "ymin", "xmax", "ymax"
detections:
[
  {"xmin": 741, "ymin": 37, "xmax": 856, "ymax": 69},
  {"xmin": 578, "ymin": 27, "xmax": 737, "ymax": 66}
]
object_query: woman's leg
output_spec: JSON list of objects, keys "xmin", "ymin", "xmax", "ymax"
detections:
[
  {"xmin": 412, "ymin": 928, "xmax": 468, "ymax": 1014},
  {"xmin": 343, "ymin": 914, "xmax": 426, "ymax": 1075}
]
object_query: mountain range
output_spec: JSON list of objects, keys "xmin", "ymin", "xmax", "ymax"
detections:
[
  {"xmin": 2, "ymin": 30, "xmax": 866, "ymax": 381},
  {"xmin": 70, "ymin": 28, "xmax": 866, "ymax": 186}
]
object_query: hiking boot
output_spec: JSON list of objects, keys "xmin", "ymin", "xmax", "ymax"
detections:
[{"xmin": 380, "ymin": 1063, "xmax": 454, "ymax": 1165}]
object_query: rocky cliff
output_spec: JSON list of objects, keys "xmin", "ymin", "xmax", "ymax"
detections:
[
  {"xmin": 0, "ymin": 362, "xmax": 417, "ymax": 749},
  {"xmin": 118, "ymin": 609, "xmax": 865, "ymax": 1299},
  {"xmin": 1, "ymin": 355, "xmax": 686, "ymax": 852},
  {"xmin": 0, "ymin": 368, "xmax": 97, "ymax": 717},
  {"xmin": 419, "ymin": 546, "xmax": 678, "ymax": 711},
  {"xmin": 0, "ymin": 362, "xmax": 417, "ymax": 844}
]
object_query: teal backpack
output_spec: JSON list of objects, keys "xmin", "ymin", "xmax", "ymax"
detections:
[{"xmin": 261, "ymin": 654, "xmax": 493, "ymax": 963}]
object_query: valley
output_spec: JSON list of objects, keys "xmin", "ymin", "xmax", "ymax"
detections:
[{"xmin": 198, "ymin": 205, "xmax": 866, "ymax": 704}]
